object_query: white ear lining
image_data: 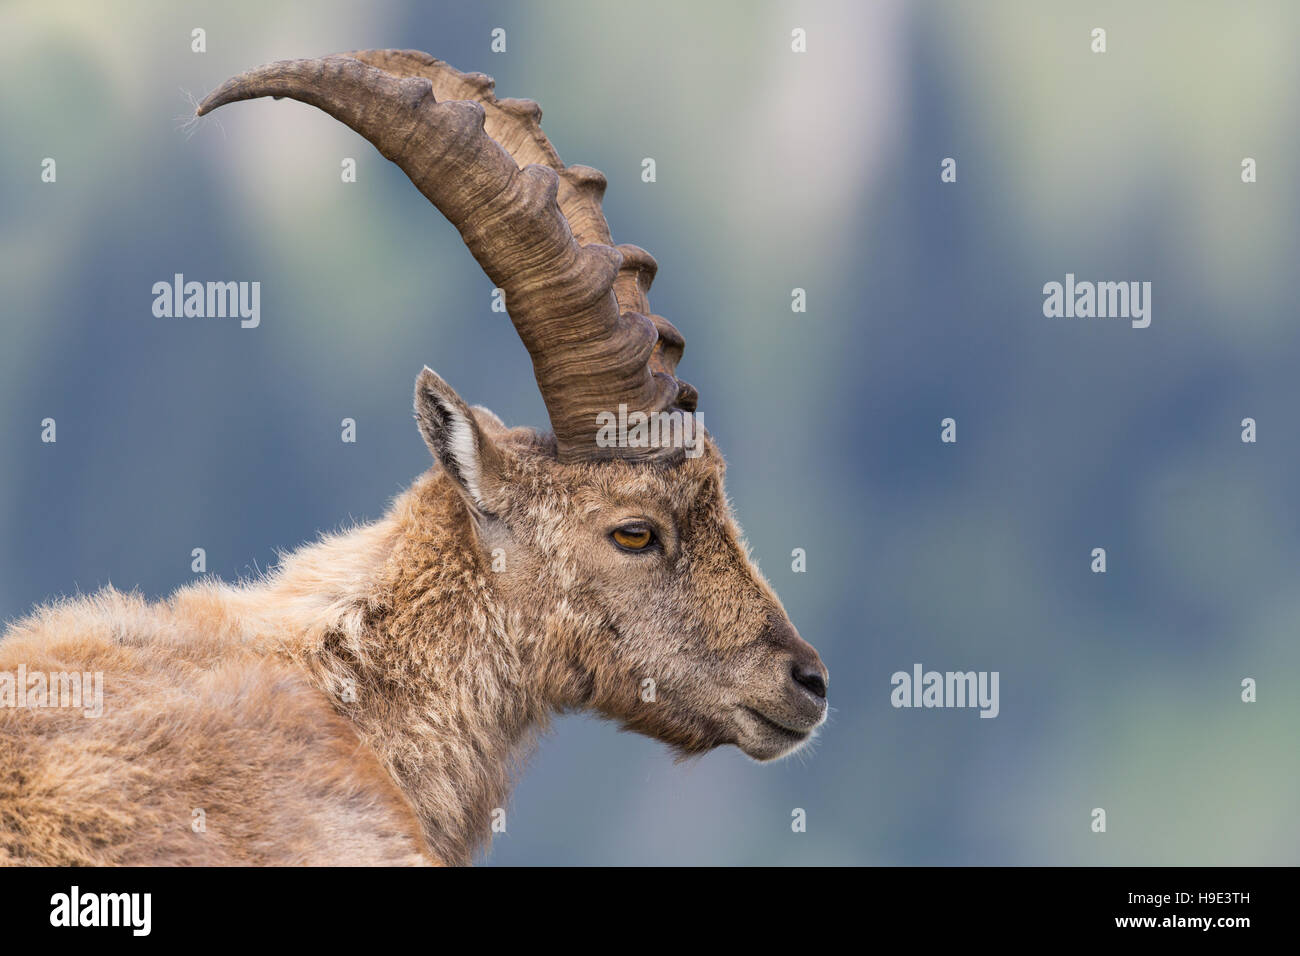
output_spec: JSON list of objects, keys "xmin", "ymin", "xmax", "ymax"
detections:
[
  {"xmin": 443, "ymin": 405, "xmax": 483, "ymax": 504},
  {"xmin": 415, "ymin": 368, "xmax": 489, "ymax": 508}
]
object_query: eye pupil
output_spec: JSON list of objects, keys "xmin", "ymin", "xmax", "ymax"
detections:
[{"xmin": 613, "ymin": 527, "xmax": 653, "ymax": 550}]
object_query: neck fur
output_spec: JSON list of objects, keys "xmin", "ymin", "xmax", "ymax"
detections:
[{"xmin": 250, "ymin": 471, "xmax": 549, "ymax": 865}]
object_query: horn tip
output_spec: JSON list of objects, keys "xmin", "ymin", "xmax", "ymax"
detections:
[{"xmin": 195, "ymin": 83, "xmax": 236, "ymax": 117}]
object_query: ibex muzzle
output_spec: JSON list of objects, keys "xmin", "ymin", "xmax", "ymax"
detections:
[
  {"xmin": 0, "ymin": 49, "xmax": 827, "ymax": 866},
  {"xmin": 721, "ymin": 612, "xmax": 828, "ymax": 762}
]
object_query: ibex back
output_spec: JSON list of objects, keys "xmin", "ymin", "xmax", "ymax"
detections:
[{"xmin": 0, "ymin": 50, "xmax": 828, "ymax": 866}]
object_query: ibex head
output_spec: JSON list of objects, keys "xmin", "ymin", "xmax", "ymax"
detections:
[{"xmin": 199, "ymin": 50, "xmax": 827, "ymax": 762}]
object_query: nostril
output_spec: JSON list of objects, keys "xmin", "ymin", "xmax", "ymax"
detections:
[{"xmin": 791, "ymin": 664, "xmax": 827, "ymax": 700}]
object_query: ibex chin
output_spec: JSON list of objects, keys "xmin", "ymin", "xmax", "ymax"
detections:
[{"xmin": 0, "ymin": 50, "xmax": 828, "ymax": 866}]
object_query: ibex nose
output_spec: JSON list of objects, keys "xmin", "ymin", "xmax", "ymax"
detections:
[
  {"xmin": 791, "ymin": 663, "xmax": 827, "ymax": 700},
  {"xmin": 765, "ymin": 612, "xmax": 828, "ymax": 703}
]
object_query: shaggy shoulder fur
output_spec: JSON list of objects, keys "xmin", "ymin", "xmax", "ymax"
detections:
[{"xmin": 0, "ymin": 469, "xmax": 515, "ymax": 866}]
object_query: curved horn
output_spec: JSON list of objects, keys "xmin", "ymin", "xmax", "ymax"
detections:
[
  {"xmin": 344, "ymin": 50, "xmax": 694, "ymax": 408},
  {"xmin": 197, "ymin": 52, "xmax": 695, "ymax": 460}
]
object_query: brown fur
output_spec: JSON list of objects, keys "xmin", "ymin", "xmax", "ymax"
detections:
[{"xmin": 0, "ymin": 375, "xmax": 826, "ymax": 865}]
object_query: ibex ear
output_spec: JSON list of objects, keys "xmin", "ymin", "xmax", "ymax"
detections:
[{"xmin": 414, "ymin": 367, "xmax": 503, "ymax": 511}]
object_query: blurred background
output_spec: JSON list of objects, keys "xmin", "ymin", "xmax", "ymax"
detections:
[{"xmin": 2, "ymin": 0, "xmax": 1297, "ymax": 864}]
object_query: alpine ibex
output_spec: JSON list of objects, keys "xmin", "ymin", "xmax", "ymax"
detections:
[{"xmin": 0, "ymin": 50, "xmax": 828, "ymax": 866}]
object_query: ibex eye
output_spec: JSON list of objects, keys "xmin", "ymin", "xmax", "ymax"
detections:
[{"xmin": 611, "ymin": 525, "xmax": 655, "ymax": 552}]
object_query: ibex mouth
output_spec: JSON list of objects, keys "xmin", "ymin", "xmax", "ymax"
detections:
[{"xmin": 742, "ymin": 706, "xmax": 812, "ymax": 738}]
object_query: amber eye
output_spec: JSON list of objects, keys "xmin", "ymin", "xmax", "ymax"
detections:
[{"xmin": 611, "ymin": 525, "xmax": 655, "ymax": 552}]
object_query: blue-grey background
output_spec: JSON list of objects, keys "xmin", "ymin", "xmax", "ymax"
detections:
[{"xmin": 2, "ymin": 0, "xmax": 1297, "ymax": 864}]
